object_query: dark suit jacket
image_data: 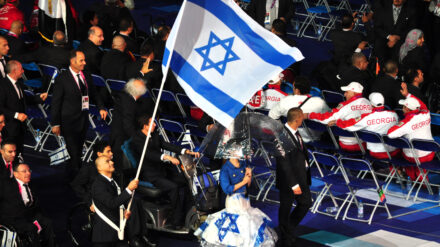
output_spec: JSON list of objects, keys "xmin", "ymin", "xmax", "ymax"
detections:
[
  {"xmin": 6, "ymin": 34, "xmax": 26, "ymax": 58},
  {"xmin": 100, "ymin": 49, "xmax": 132, "ymax": 80},
  {"xmin": 50, "ymin": 69, "xmax": 104, "ymax": 132},
  {"xmin": 110, "ymin": 92, "xmax": 139, "ymax": 145},
  {"xmin": 330, "ymin": 29, "xmax": 366, "ymax": 66},
  {"xmin": 400, "ymin": 46, "xmax": 428, "ymax": 75},
  {"xmin": 91, "ymin": 174, "xmax": 131, "ymax": 243},
  {"xmin": 374, "ymin": 2, "xmax": 417, "ymax": 45},
  {"xmin": 0, "ymin": 156, "xmax": 17, "ymax": 181},
  {"xmin": 0, "ymin": 178, "xmax": 39, "ymax": 226},
  {"xmin": 0, "ymin": 77, "xmax": 42, "ymax": 140},
  {"xmin": 276, "ymin": 128, "xmax": 311, "ymax": 191},
  {"xmin": 248, "ymin": 0, "xmax": 295, "ymax": 27},
  {"xmin": 0, "ymin": 56, "xmax": 9, "ymax": 79},
  {"xmin": 370, "ymin": 74, "xmax": 404, "ymax": 109},
  {"xmin": 125, "ymin": 58, "xmax": 162, "ymax": 85},
  {"xmin": 338, "ymin": 65, "xmax": 374, "ymax": 92},
  {"xmin": 117, "ymin": 33, "xmax": 139, "ymax": 54},
  {"xmin": 78, "ymin": 39, "xmax": 104, "ymax": 75},
  {"xmin": 16, "ymin": 45, "xmax": 70, "ymax": 69},
  {"xmin": 70, "ymin": 163, "xmax": 99, "ymax": 206},
  {"xmin": 130, "ymin": 130, "xmax": 183, "ymax": 181}
]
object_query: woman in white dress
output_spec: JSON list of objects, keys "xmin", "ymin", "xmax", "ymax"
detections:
[{"xmin": 194, "ymin": 158, "xmax": 277, "ymax": 247}]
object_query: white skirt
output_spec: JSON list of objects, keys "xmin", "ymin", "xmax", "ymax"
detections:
[{"xmin": 194, "ymin": 193, "xmax": 278, "ymax": 247}]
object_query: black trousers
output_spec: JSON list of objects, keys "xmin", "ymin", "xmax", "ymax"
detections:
[
  {"xmin": 278, "ymin": 185, "xmax": 312, "ymax": 246},
  {"xmin": 126, "ymin": 197, "xmax": 148, "ymax": 239},
  {"xmin": 5, "ymin": 213, "xmax": 56, "ymax": 247},
  {"xmin": 62, "ymin": 125, "xmax": 88, "ymax": 177},
  {"xmin": 147, "ymin": 167, "xmax": 191, "ymax": 225}
]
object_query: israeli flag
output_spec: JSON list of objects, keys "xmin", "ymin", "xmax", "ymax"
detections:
[{"xmin": 163, "ymin": 0, "xmax": 304, "ymax": 127}]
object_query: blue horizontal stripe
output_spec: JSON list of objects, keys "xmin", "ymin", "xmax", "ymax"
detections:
[
  {"xmin": 187, "ymin": 0, "xmax": 296, "ymax": 69},
  {"xmin": 168, "ymin": 49, "xmax": 244, "ymax": 118}
]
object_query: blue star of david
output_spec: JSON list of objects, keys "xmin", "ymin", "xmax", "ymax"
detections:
[
  {"xmin": 214, "ymin": 212, "xmax": 240, "ymax": 242},
  {"xmin": 195, "ymin": 31, "xmax": 240, "ymax": 75}
]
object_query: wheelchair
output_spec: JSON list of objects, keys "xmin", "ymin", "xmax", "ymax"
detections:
[
  {"xmin": 121, "ymin": 139, "xmax": 221, "ymax": 235},
  {"xmin": 0, "ymin": 224, "xmax": 36, "ymax": 247},
  {"xmin": 67, "ymin": 202, "xmax": 93, "ymax": 247}
]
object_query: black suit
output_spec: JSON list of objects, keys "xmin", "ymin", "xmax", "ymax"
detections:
[
  {"xmin": 247, "ymin": 0, "xmax": 295, "ymax": 27},
  {"xmin": 6, "ymin": 34, "xmax": 26, "ymax": 58},
  {"xmin": 400, "ymin": 46, "xmax": 428, "ymax": 75},
  {"xmin": 110, "ymin": 92, "xmax": 154, "ymax": 170},
  {"xmin": 370, "ymin": 74, "xmax": 405, "ymax": 109},
  {"xmin": 0, "ymin": 178, "xmax": 56, "ymax": 247},
  {"xmin": 16, "ymin": 45, "xmax": 70, "ymax": 69},
  {"xmin": 338, "ymin": 65, "xmax": 374, "ymax": 93},
  {"xmin": 100, "ymin": 49, "xmax": 132, "ymax": 80},
  {"xmin": 51, "ymin": 69, "xmax": 104, "ymax": 175},
  {"xmin": 130, "ymin": 130, "xmax": 189, "ymax": 225},
  {"xmin": 125, "ymin": 58, "xmax": 162, "ymax": 86},
  {"xmin": 0, "ymin": 77, "xmax": 42, "ymax": 153},
  {"xmin": 78, "ymin": 39, "xmax": 104, "ymax": 75},
  {"xmin": 70, "ymin": 163, "xmax": 99, "ymax": 206},
  {"xmin": 0, "ymin": 56, "xmax": 9, "ymax": 79},
  {"xmin": 91, "ymin": 174, "xmax": 131, "ymax": 244},
  {"xmin": 276, "ymin": 128, "xmax": 311, "ymax": 246},
  {"xmin": 0, "ymin": 155, "xmax": 17, "ymax": 181},
  {"xmin": 373, "ymin": 2, "xmax": 417, "ymax": 63},
  {"xmin": 91, "ymin": 174, "xmax": 146, "ymax": 245},
  {"xmin": 329, "ymin": 29, "xmax": 366, "ymax": 66},
  {"xmin": 117, "ymin": 33, "xmax": 139, "ymax": 54}
]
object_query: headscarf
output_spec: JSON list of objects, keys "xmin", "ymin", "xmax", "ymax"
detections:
[{"xmin": 399, "ymin": 29, "xmax": 423, "ymax": 63}]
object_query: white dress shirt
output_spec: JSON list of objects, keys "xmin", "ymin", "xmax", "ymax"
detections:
[
  {"xmin": 100, "ymin": 174, "xmax": 132, "ymax": 195},
  {"xmin": 16, "ymin": 178, "xmax": 33, "ymax": 205}
]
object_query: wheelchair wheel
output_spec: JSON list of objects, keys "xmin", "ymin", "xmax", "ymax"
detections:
[
  {"xmin": 67, "ymin": 202, "xmax": 93, "ymax": 247},
  {"xmin": 184, "ymin": 206, "xmax": 201, "ymax": 233}
]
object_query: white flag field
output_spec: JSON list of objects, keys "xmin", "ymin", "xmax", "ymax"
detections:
[{"xmin": 162, "ymin": 0, "xmax": 304, "ymax": 127}]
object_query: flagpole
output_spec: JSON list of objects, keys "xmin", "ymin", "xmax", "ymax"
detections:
[{"xmin": 120, "ymin": 0, "xmax": 188, "ymax": 235}]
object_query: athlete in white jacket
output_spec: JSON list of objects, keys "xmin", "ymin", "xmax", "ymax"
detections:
[
  {"xmin": 269, "ymin": 76, "xmax": 330, "ymax": 142},
  {"xmin": 387, "ymin": 88, "xmax": 433, "ymax": 181},
  {"xmin": 305, "ymin": 82, "xmax": 372, "ymax": 151},
  {"xmin": 335, "ymin": 93, "xmax": 399, "ymax": 158}
]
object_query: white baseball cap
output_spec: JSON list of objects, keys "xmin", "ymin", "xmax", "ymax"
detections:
[
  {"xmin": 399, "ymin": 97, "xmax": 420, "ymax": 110},
  {"xmin": 341, "ymin": 82, "xmax": 364, "ymax": 93},
  {"xmin": 368, "ymin": 92, "xmax": 384, "ymax": 107}
]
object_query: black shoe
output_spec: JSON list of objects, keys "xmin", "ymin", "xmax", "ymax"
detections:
[{"xmin": 142, "ymin": 236, "xmax": 157, "ymax": 247}]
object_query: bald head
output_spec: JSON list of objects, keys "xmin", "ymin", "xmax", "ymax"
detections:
[
  {"xmin": 53, "ymin": 31, "xmax": 66, "ymax": 47},
  {"xmin": 112, "ymin": 35, "xmax": 126, "ymax": 52},
  {"xmin": 5, "ymin": 60, "xmax": 23, "ymax": 80},
  {"xmin": 88, "ymin": 26, "xmax": 104, "ymax": 46},
  {"xmin": 95, "ymin": 156, "xmax": 115, "ymax": 176},
  {"xmin": 10, "ymin": 20, "xmax": 23, "ymax": 36}
]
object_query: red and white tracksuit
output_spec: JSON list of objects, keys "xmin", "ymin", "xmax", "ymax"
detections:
[
  {"xmin": 336, "ymin": 106, "xmax": 399, "ymax": 158},
  {"xmin": 0, "ymin": 3, "xmax": 27, "ymax": 32},
  {"xmin": 309, "ymin": 94, "xmax": 372, "ymax": 151},
  {"xmin": 387, "ymin": 94, "xmax": 434, "ymax": 180}
]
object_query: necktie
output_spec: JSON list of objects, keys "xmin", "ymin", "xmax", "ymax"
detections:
[
  {"xmin": 295, "ymin": 132, "xmax": 303, "ymax": 150},
  {"xmin": 23, "ymin": 184, "xmax": 33, "ymax": 206},
  {"xmin": 76, "ymin": 73, "xmax": 87, "ymax": 96},
  {"xmin": 393, "ymin": 6, "xmax": 401, "ymax": 25},
  {"xmin": 0, "ymin": 58, "xmax": 5, "ymax": 77},
  {"xmin": 15, "ymin": 82, "xmax": 22, "ymax": 99},
  {"xmin": 111, "ymin": 180, "xmax": 121, "ymax": 195},
  {"xmin": 6, "ymin": 162, "xmax": 12, "ymax": 178}
]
